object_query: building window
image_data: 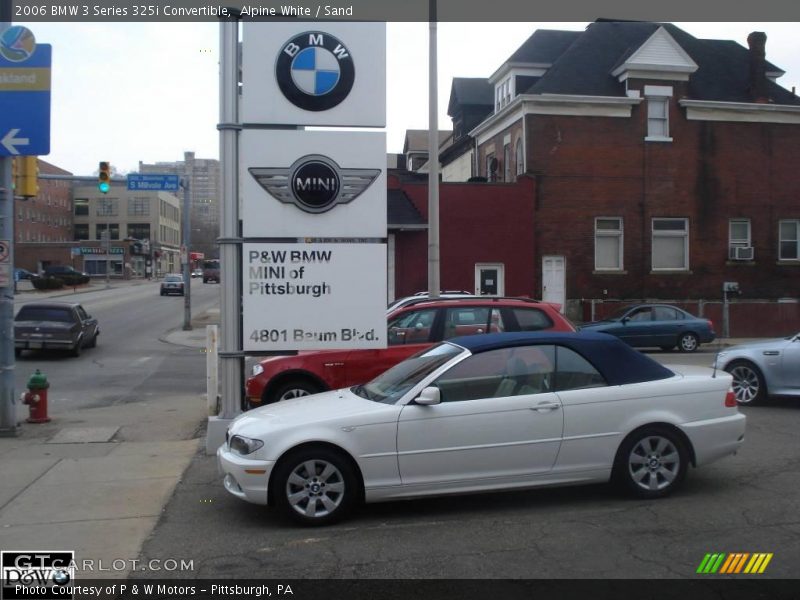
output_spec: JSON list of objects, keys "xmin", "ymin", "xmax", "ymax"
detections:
[
  {"xmin": 652, "ymin": 218, "xmax": 688, "ymax": 270},
  {"xmin": 779, "ymin": 220, "xmax": 800, "ymax": 260},
  {"xmin": 728, "ymin": 219, "xmax": 752, "ymax": 260},
  {"xmin": 74, "ymin": 224, "xmax": 89, "ymax": 241},
  {"xmin": 515, "ymin": 138, "xmax": 524, "ymax": 175},
  {"xmin": 503, "ymin": 143, "xmax": 511, "ymax": 182},
  {"xmin": 647, "ymin": 97, "xmax": 669, "ymax": 139},
  {"xmin": 96, "ymin": 223, "xmax": 120, "ymax": 240},
  {"xmin": 595, "ymin": 217, "xmax": 623, "ymax": 270},
  {"xmin": 127, "ymin": 224, "xmax": 151, "ymax": 240},
  {"xmin": 74, "ymin": 198, "xmax": 89, "ymax": 216},
  {"xmin": 96, "ymin": 199, "xmax": 117, "ymax": 217},
  {"xmin": 486, "ymin": 153, "xmax": 497, "ymax": 181},
  {"xmin": 128, "ymin": 197, "xmax": 151, "ymax": 216}
]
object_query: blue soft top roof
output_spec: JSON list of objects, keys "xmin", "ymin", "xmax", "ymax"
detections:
[{"xmin": 449, "ymin": 331, "xmax": 674, "ymax": 386}]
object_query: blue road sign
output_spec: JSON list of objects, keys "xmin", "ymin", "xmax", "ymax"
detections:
[
  {"xmin": 127, "ymin": 174, "xmax": 181, "ymax": 191},
  {"xmin": 0, "ymin": 42, "xmax": 51, "ymax": 156}
]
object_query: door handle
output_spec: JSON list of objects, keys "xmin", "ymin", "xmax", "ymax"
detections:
[{"xmin": 531, "ymin": 402, "xmax": 560, "ymax": 411}]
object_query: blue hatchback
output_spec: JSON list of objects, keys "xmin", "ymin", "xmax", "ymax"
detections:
[{"xmin": 580, "ymin": 303, "xmax": 715, "ymax": 352}]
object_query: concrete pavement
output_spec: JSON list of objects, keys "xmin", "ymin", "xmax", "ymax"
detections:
[
  {"xmin": 1, "ymin": 279, "xmax": 215, "ymax": 580},
  {"xmin": 0, "ymin": 280, "xmax": 773, "ymax": 581}
]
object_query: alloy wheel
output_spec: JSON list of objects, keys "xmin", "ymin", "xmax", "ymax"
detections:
[
  {"xmin": 627, "ymin": 435, "xmax": 681, "ymax": 493},
  {"xmin": 285, "ymin": 459, "xmax": 346, "ymax": 519},
  {"xmin": 729, "ymin": 364, "xmax": 761, "ymax": 404}
]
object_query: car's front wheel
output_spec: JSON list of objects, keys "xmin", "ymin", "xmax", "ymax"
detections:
[
  {"xmin": 613, "ymin": 426, "xmax": 688, "ymax": 499},
  {"xmin": 677, "ymin": 332, "xmax": 699, "ymax": 353},
  {"xmin": 725, "ymin": 360, "xmax": 766, "ymax": 405},
  {"xmin": 268, "ymin": 380, "xmax": 322, "ymax": 404},
  {"xmin": 273, "ymin": 447, "xmax": 359, "ymax": 525}
]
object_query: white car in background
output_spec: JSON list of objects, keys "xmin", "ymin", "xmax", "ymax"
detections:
[{"xmin": 219, "ymin": 331, "xmax": 745, "ymax": 525}]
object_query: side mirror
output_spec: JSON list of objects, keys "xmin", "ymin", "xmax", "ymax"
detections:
[
  {"xmin": 415, "ymin": 387, "xmax": 441, "ymax": 406},
  {"xmin": 621, "ymin": 316, "xmax": 630, "ymax": 324},
  {"xmin": 415, "ymin": 323, "xmax": 424, "ymax": 330}
]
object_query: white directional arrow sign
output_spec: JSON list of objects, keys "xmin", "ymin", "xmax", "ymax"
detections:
[{"xmin": 1, "ymin": 129, "xmax": 30, "ymax": 155}]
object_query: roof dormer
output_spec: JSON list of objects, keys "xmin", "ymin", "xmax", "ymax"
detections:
[{"xmin": 611, "ymin": 26, "xmax": 698, "ymax": 82}]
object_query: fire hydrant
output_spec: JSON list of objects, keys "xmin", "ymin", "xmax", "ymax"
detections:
[{"xmin": 21, "ymin": 369, "xmax": 50, "ymax": 424}]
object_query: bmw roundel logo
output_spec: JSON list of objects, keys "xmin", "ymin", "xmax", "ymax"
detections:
[{"xmin": 276, "ymin": 31, "xmax": 355, "ymax": 112}]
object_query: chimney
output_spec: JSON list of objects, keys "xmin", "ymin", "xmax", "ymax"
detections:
[{"xmin": 747, "ymin": 31, "xmax": 771, "ymax": 103}]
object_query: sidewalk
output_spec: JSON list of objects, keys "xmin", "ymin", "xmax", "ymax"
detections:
[{"xmin": 0, "ymin": 297, "xmax": 215, "ymax": 580}]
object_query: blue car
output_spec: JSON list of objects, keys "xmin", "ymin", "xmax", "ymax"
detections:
[{"xmin": 581, "ymin": 304, "xmax": 715, "ymax": 352}]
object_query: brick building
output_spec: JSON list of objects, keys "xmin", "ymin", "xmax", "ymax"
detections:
[{"xmin": 444, "ymin": 20, "xmax": 800, "ymax": 323}]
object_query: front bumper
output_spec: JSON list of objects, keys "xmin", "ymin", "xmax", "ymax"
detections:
[{"xmin": 216, "ymin": 443, "xmax": 274, "ymax": 505}]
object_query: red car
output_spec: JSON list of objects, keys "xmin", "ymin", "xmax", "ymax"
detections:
[{"xmin": 246, "ymin": 297, "xmax": 576, "ymax": 407}]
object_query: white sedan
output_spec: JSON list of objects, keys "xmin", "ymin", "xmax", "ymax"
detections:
[{"xmin": 218, "ymin": 331, "xmax": 746, "ymax": 525}]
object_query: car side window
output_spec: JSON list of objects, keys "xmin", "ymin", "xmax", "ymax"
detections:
[
  {"xmin": 653, "ymin": 306, "xmax": 679, "ymax": 320},
  {"xmin": 443, "ymin": 307, "xmax": 491, "ymax": 339},
  {"xmin": 508, "ymin": 307, "xmax": 554, "ymax": 331},
  {"xmin": 387, "ymin": 308, "xmax": 437, "ymax": 345},
  {"xmin": 628, "ymin": 307, "xmax": 652, "ymax": 322},
  {"xmin": 554, "ymin": 347, "xmax": 606, "ymax": 391},
  {"xmin": 76, "ymin": 306, "xmax": 89, "ymax": 321},
  {"xmin": 432, "ymin": 345, "xmax": 555, "ymax": 402}
]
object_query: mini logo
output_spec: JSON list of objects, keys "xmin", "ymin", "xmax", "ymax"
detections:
[
  {"xmin": 696, "ymin": 552, "xmax": 773, "ymax": 574},
  {"xmin": 250, "ymin": 155, "xmax": 380, "ymax": 214},
  {"xmin": 1, "ymin": 551, "xmax": 75, "ymax": 599},
  {"xmin": 275, "ymin": 31, "xmax": 355, "ymax": 111}
]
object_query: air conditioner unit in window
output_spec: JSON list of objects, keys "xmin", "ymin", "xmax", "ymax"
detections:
[{"xmin": 730, "ymin": 246, "xmax": 754, "ymax": 261}]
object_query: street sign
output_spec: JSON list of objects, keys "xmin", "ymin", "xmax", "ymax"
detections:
[
  {"xmin": 127, "ymin": 173, "xmax": 180, "ymax": 191},
  {"xmin": 0, "ymin": 28, "xmax": 51, "ymax": 156}
]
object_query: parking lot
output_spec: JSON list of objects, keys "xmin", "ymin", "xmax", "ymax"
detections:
[{"xmin": 138, "ymin": 349, "xmax": 800, "ymax": 580}]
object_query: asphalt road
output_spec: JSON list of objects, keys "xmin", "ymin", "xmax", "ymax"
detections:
[
  {"xmin": 138, "ymin": 350, "xmax": 800, "ymax": 581},
  {"xmin": 12, "ymin": 279, "xmax": 219, "ymax": 413}
]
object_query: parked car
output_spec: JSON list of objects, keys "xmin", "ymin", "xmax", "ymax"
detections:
[
  {"xmin": 160, "ymin": 274, "xmax": 185, "ymax": 296},
  {"xmin": 712, "ymin": 333, "xmax": 800, "ymax": 404},
  {"xmin": 220, "ymin": 330, "xmax": 745, "ymax": 525},
  {"xmin": 246, "ymin": 297, "xmax": 576, "ymax": 407},
  {"xmin": 580, "ymin": 303, "xmax": 715, "ymax": 352},
  {"xmin": 14, "ymin": 301, "xmax": 100, "ymax": 357},
  {"xmin": 42, "ymin": 265, "xmax": 90, "ymax": 285},
  {"xmin": 13, "ymin": 268, "xmax": 38, "ymax": 281}
]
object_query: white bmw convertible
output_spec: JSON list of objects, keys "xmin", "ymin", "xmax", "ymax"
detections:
[{"xmin": 218, "ymin": 331, "xmax": 746, "ymax": 525}]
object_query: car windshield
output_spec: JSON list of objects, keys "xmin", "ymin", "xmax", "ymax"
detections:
[
  {"xmin": 15, "ymin": 307, "xmax": 73, "ymax": 322},
  {"xmin": 165, "ymin": 275, "xmax": 183, "ymax": 282},
  {"xmin": 352, "ymin": 342, "xmax": 463, "ymax": 404}
]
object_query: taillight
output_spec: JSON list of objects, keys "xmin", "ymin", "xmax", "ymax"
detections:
[
  {"xmin": 725, "ymin": 389, "xmax": 737, "ymax": 407},
  {"xmin": 707, "ymin": 319, "xmax": 714, "ymax": 331}
]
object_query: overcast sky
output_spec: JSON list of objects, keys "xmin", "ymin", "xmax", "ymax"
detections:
[{"xmin": 12, "ymin": 21, "xmax": 800, "ymax": 176}]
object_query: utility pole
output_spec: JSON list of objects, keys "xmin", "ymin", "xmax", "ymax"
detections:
[
  {"xmin": 181, "ymin": 177, "xmax": 192, "ymax": 330},
  {"xmin": 427, "ymin": 0, "xmax": 440, "ymax": 299},
  {"xmin": 0, "ymin": 15, "xmax": 17, "ymax": 437}
]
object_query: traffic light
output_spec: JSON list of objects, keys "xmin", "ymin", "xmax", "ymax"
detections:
[
  {"xmin": 15, "ymin": 156, "xmax": 39, "ymax": 198},
  {"xmin": 98, "ymin": 161, "xmax": 111, "ymax": 193}
]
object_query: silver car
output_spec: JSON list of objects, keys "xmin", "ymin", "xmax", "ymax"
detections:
[{"xmin": 713, "ymin": 333, "xmax": 800, "ymax": 404}]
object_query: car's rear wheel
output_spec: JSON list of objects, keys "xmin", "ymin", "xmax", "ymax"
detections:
[
  {"xmin": 725, "ymin": 360, "xmax": 766, "ymax": 405},
  {"xmin": 71, "ymin": 339, "xmax": 82, "ymax": 357},
  {"xmin": 677, "ymin": 332, "xmax": 699, "ymax": 353},
  {"xmin": 273, "ymin": 447, "xmax": 358, "ymax": 525},
  {"xmin": 613, "ymin": 426, "xmax": 688, "ymax": 499},
  {"xmin": 268, "ymin": 380, "xmax": 322, "ymax": 404}
]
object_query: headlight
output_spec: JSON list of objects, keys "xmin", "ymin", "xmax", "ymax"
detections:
[
  {"xmin": 229, "ymin": 435, "xmax": 264, "ymax": 456},
  {"xmin": 251, "ymin": 364, "xmax": 264, "ymax": 376}
]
